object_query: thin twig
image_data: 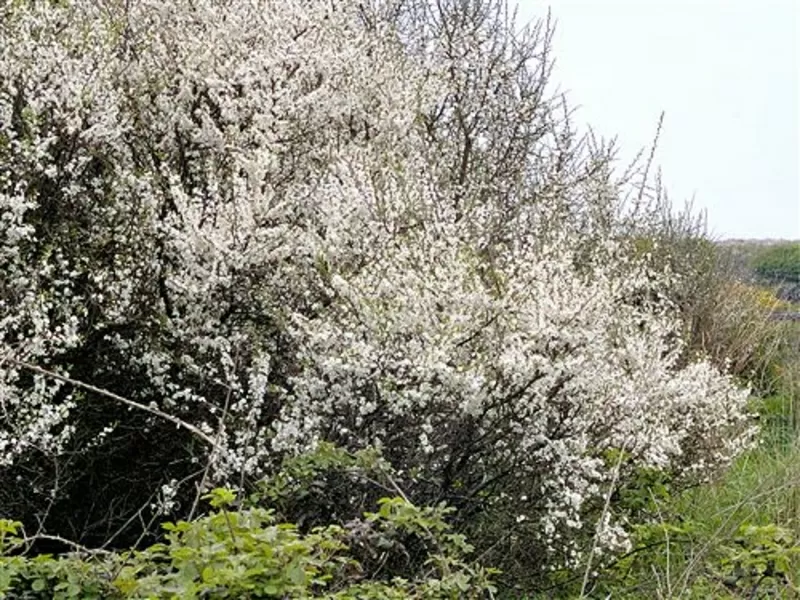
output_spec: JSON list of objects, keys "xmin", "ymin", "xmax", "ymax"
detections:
[
  {"xmin": 189, "ymin": 377, "xmax": 235, "ymax": 521},
  {"xmin": 21, "ymin": 533, "xmax": 110, "ymax": 556},
  {"xmin": 636, "ymin": 111, "xmax": 664, "ymax": 207},
  {"xmin": 580, "ymin": 445, "xmax": 627, "ymax": 598}
]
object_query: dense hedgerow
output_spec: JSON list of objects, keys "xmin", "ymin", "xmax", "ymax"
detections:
[{"xmin": 0, "ymin": 0, "xmax": 753, "ymax": 586}]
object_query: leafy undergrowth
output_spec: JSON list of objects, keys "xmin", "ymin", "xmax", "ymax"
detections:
[{"xmin": 0, "ymin": 488, "xmax": 496, "ymax": 599}]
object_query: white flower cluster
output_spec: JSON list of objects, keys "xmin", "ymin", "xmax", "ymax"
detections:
[
  {"xmin": 280, "ymin": 227, "xmax": 752, "ymax": 558},
  {"xmin": 0, "ymin": 0, "xmax": 753, "ymax": 566}
]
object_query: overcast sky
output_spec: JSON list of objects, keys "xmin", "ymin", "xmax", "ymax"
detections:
[{"xmin": 515, "ymin": 0, "xmax": 799, "ymax": 240}]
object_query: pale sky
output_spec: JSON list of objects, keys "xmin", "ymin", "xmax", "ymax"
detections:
[{"xmin": 515, "ymin": 0, "xmax": 799, "ymax": 240}]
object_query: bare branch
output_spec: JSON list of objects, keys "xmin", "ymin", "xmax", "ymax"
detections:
[{"xmin": 4, "ymin": 358, "xmax": 221, "ymax": 450}]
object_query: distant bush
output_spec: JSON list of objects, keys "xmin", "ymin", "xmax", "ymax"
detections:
[
  {"xmin": 752, "ymin": 243, "xmax": 800, "ymax": 284},
  {"xmin": 632, "ymin": 223, "xmax": 794, "ymax": 395}
]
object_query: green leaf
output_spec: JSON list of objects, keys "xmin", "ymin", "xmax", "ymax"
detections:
[
  {"xmin": 205, "ymin": 488, "xmax": 237, "ymax": 509},
  {"xmin": 287, "ymin": 560, "xmax": 307, "ymax": 586},
  {"xmin": 201, "ymin": 565, "xmax": 216, "ymax": 583}
]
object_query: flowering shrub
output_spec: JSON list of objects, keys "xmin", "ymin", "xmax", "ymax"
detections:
[{"xmin": 0, "ymin": 0, "xmax": 753, "ymax": 583}]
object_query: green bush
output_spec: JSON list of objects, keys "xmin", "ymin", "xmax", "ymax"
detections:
[{"xmin": 0, "ymin": 488, "xmax": 496, "ymax": 599}]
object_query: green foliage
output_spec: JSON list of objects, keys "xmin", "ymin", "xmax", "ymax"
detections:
[
  {"xmin": 248, "ymin": 443, "xmax": 504, "ymax": 593},
  {"xmin": 251, "ymin": 442, "xmax": 391, "ymax": 522},
  {"xmin": 713, "ymin": 524, "xmax": 800, "ymax": 596},
  {"xmin": 587, "ymin": 519, "xmax": 800, "ymax": 599},
  {"xmin": 752, "ymin": 243, "xmax": 800, "ymax": 284},
  {"xmin": 615, "ymin": 466, "xmax": 673, "ymax": 517},
  {"xmin": 0, "ymin": 520, "xmax": 119, "ymax": 600},
  {"xmin": 0, "ymin": 489, "xmax": 496, "ymax": 599}
]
